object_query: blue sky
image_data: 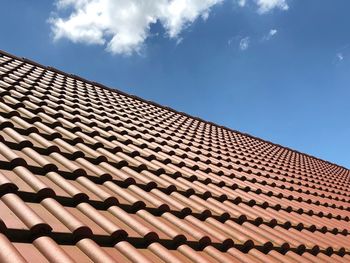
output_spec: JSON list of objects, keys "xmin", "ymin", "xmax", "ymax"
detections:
[{"xmin": 1, "ymin": 0, "xmax": 349, "ymax": 168}]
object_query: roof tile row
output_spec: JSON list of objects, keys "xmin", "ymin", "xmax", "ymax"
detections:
[{"xmin": 0, "ymin": 49, "xmax": 349, "ymax": 262}]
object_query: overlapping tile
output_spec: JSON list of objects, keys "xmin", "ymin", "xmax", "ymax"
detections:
[{"xmin": 0, "ymin": 49, "xmax": 349, "ymax": 262}]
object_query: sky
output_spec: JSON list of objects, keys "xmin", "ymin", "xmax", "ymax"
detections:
[{"xmin": 0, "ymin": 0, "xmax": 349, "ymax": 169}]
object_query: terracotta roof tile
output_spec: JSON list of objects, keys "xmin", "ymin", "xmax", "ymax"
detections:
[{"xmin": 0, "ymin": 49, "xmax": 349, "ymax": 262}]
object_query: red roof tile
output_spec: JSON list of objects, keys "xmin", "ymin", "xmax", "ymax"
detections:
[{"xmin": 0, "ymin": 49, "xmax": 349, "ymax": 262}]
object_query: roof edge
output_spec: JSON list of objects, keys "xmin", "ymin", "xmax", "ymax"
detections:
[{"xmin": 0, "ymin": 48, "xmax": 348, "ymax": 172}]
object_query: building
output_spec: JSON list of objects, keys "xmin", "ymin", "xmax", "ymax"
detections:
[{"xmin": 0, "ymin": 49, "xmax": 349, "ymax": 262}]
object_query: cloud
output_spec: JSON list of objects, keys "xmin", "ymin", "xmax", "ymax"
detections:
[
  {"xmin": 263, "ymin": 28, "xmax": 278, "ymax": 40},
  {"xmin": 50, "ymin": 0, "xmax": 223, "ymax": 55},
  {"xmin": 227, "ymin": 38, "xmax": 234, "ymax": 46},
  {"xmin": 176, "ymin": 37, "xmax": 184, "ymax": 46},
  {"xmin": 49, "ymin": 0, "xmax": 289, "ymax": 55},
  {"xmin": 237, "ymin": 0, "xmax": 247, "ymax": 7},
  {"xmin": 255, "ymin": 0, "xmax": 289, "ymax": 14},
  {"xmin": 333, "ymin": 44, "xmax": 350, "ymax": 64},
  {"xmin": 336, "ymin": 53, "xmax": 344, "ymax": 61},
  {"xmin": 235, "ymin": 0, "xmax": 289, "ymax": 13},
  {"xmin": 239, "ymin": 37, "xmax": 250, "ymax": 50},
  {"xmin": 269, "ymin": 29, "xmax": 278, "ymax": 37}
]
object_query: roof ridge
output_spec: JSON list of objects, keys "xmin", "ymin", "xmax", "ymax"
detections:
[{"xmin": 0, "ymin": 48, "xmax": 348, "ymax": 172}]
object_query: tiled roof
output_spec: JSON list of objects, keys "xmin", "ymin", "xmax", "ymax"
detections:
[{"xmin": 0, "ymin": 49, "xmax": 349, "ymax": 263}]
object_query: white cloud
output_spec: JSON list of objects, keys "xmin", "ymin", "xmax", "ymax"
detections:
[
  {"xmin": 336, "ymin": 53, "xmax": 344, "ymax": 61},
  {"xmin": 50, "ymin": 0, "xmax": 223, "ymax": 55},
  {"xmin": 176, "ymin": 37, "xmax": 184, "ymax": 46},
  {"xmin": 49, "ymin": 0, "xmax": 289, "ymax": 55},
  {"xmin": 228, "ymin": 37, "xmax": 234, "ymax": 46},
  {"xmin": 235, "ymin": 0, "xmax": 289, "ymax": 13},
  {"xmin": 263, "ymin": 28, "xmax": 278, "ymax": 40},
  {"xmin": 269, "ymin": 29, "xmax": 278, "ymax": 37},
  {"xmin": 255, "ymin": 0, "xmax": 289, "ymax": 14},
  {"xmin": 237, "ymin": 0, "xmax": 246, "ymax": 7},
  {"xmin": 239, "ymin": 37, "xmax": 250, "ymax": 50}
]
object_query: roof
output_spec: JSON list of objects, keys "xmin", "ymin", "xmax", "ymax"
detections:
[{"xmin": 0, "ymin": 49, "xmax": 349, "ymax": 263}]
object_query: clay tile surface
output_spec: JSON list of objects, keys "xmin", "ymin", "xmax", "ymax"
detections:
[{"xmin": 0, "ymin": 49, "xmax": 349, "ymax": 262}]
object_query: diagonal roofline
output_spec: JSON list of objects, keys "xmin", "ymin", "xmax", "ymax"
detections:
[{"xmin": 0, "ymin": 48, "xmax": 348, "ymax": 173}]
